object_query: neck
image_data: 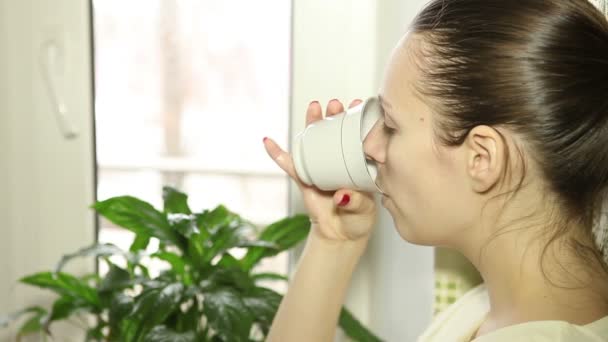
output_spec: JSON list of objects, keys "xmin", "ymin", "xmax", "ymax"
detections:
[{"xmin": 459, "ymin": 222, "xmax": 608, "ymax": 334}]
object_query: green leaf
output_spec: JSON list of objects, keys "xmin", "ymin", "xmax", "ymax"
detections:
[
  {"xmin": 163, "ymin": 186, "xmax": 192, "ymax": 214},
  {"xmin": 204, "ymin": 205, "xmax": 256, "ymax": 237},
  {"xmin": 130, "ymin": 234, "xmax": 151, "ymax": 252},
  {"xmin": 185, "ymin": 208, "xmax": 232, "ymax": 268},
  {"xmin": 17, "ymin": 309, "xmax": 48, "ymax": 338},
  {"xmin": 200, "ymin": 267, "xmax": 253, "ymax": 292},
  {"xmin": 339, "ymin": 307, "xmax": 383, "ymax": 342},
  {"xmin": 120, "ymin": 318, "xmax": 138, "ymax": 342},
  {"xmin": 110, "ymin": 293, "xmax": 134, "ymax": 321},
  {"xmin": 242, "ymin": 287, "xmax": 282, "ymax": 327},
  {"xmin": 176, "ymin": 302, "xmax": 201, "ymax": 334},
  {"xmin": 92, "ymin": 196, "xmax": 181, "ymax": 247},
  {"xmin": 108, "ymin": 293, "xmax": 134, "ymax": 340},
  {"xmin": 145, "ymin": 325, "xmax": 196, "ymax": 342},
  {"xmin": 187, "ymin": 237, "xmax": 208, "ymax": 270},
  {"xmin": 196, "ymin": 205, "xmax": 238, "ymax": 234},
  {"xmin": 217, "ymin": 253, "xmax": 241, "ymax": 269},
  {"xmin": 138, "ymin": 264, "xmax": 151, "ymax": 278},
  {"xmin": 126, "ymin": 282, "xmax": 184, "ymax": 341},
  {"xmin": 151, "ymin": 251, "xmax": 191, "ymax": 285},
  {"xmin": 47, "ymin": 296, "xmax": 90, "ymax": 322},
  {"xmin": 212, "ymin": 242, "xmax": 277, "ymax": 273},
  {"xmin": 194, "ymin": 205, "xmax": 255, "ymax": 263},
  {"xmin": 99, "ymin": 264, "xmax": 134, "ymax": 292},
  {"xmin": 236, "ymin": 240, "xmax": 278, "ymax": 249},
  {"xmin": 55, "ymin": 243, "xmax": 125, "ymax": 273},
  {"xmin": 152, "ymin": 252, "xmax": 185, "ymax": 275},
  {"xmin": 20, "ymin": 272, "xmax": 100, "ymax": 307},
  {"xmin": 203, "ymin": 225, "xmax": 243, "ymax": 263},
  {"xmin": 86, "ymin": 325, "xmax": 105, "ymax": 341},
  {"xmin": 251, "ymin": 272, "xmax": 288, "ymax": 283},
  {"xmin": 168, "ymin": 213, "xmax": 200, "ymax": 239},
  {"xmin": 0, "ymin": 306, "xmax": 46, "ymax": 328},
  {"xmin": 241, "ymin": 215, "xmax": 311, "ymax": 271},
  {"xmin": 80, "ymin": 273, "xmax": 102, "ymax": 284},
  {"xmin": 202, "ymin": 287, "xmax": 253, "ymax": 342}
]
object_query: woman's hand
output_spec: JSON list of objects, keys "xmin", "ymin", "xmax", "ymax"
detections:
[{"xmin": 263, "ymin": 99, "xmax": 378, "ymax": 242}]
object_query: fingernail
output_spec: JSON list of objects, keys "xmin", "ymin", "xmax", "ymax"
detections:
[
  {"xmin": 338, "ymin": 194, "xmax": 350, "ymax": 206},
  {"xmin": 330, "ymin": 98, "xmax": 339, "ymax": 104},
  {"xmin": 310, "ymin": 100, "xmax": 319, "ymax": 105},
  {"xmin": 263, "ymin": 137, "xmax": 268, "ymax": 143}
]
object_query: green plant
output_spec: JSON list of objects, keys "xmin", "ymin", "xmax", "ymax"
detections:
[{"xmin": 1, "ymin": 186, "xmax": 382, "ymax": 342}]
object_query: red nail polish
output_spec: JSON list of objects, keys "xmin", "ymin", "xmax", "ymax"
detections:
[{"xmin": 339, "ymin": 194, "xmax": 350, "ymax": 206}]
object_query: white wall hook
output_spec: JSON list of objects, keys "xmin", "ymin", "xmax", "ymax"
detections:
[{"xmin": 39, "ymin": 39, "xmax": 79, "ymax": 140}]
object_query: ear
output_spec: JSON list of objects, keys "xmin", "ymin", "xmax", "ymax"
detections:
[{"xmin": 464, "ymin": 125, "xmax": 504, "ymax": 193}]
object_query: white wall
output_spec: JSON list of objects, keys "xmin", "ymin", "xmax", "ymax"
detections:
[
  {"xmin": 289, "ymin": 0, "xmax": 434, "ymax": 340},
  {"xmin": 368, "ymin": 2, "xmax": 436, "ymax": 341},
  {"xmin": 0, "ymin": 0, "xmax": 96, "ymax": 340},
  {"xmin": 288, "ymin": 0, "xmax": 379, "ymax": 336}
]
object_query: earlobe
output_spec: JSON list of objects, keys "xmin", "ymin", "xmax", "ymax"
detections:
[{"xmin": 466, "ymin": 125, "xmax": 503, "ymax": 193}]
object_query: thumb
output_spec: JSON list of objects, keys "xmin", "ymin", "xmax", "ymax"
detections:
[{"xmin": 334, "ymin": 190, "xmax": 373, "ymax": 212}]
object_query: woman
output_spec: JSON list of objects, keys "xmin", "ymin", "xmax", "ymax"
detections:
[{"xmin": 262, "ymin": 0, "xmax": 608, "ymax": 340}]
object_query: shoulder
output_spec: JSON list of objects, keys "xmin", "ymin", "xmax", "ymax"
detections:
[
  {"xmin": 473, "ymin": 317, "xmax": 608, "ymax": 342},
  {"xmin": 418, "ymin": 283, "xmax": 490, "ymax": 342},
  {"xmin": 418, "ymin": 284, "xmax": 608, "ymax": 342}
]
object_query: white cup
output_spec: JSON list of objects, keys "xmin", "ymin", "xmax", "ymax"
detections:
[{"xmin": 292, "ymin": 96, "xmax": 384, "ymax": 193}]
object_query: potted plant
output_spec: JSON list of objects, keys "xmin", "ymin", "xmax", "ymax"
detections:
[{"xmin": 1, "ymin": 186, "xmax": 381, "ymax": 341}]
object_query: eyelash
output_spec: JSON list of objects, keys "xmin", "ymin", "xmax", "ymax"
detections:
[{"xmin": 382, "ymin": 120, "xmax": 396, "ymax": 134}]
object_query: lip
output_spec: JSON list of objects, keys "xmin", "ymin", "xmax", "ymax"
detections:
[
  {"xmin": 382, "ymin": 197, "xmax": 390, "ymax": 209},
  {"xmin": 376, "ymin": 176, "xmax": 386, "ymax": 196},
  {"xmin": 379, "ymin": 187, "xmax": 388, "ymax": 197},
  {"xmin": 381, "ymin": 194, "xmax": 389, "ymax": 205}
]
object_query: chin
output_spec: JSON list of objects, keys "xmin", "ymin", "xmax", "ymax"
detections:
[{"xmin": 393, "ymin": 222, "xmax": 439, "ymax": 246}]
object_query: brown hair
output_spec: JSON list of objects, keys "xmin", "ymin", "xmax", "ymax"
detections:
[{"xmin": 410, "ymin": 0, "xmax": 608, "ymax": 280}]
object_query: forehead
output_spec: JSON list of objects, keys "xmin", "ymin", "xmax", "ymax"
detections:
[
  {"xmin": 380, "ymin": 34, "xmax": 420, "ymax": 103},
  {"xmin": 378, "ymin": 34, "xmax": 425, "ymax": 112}
]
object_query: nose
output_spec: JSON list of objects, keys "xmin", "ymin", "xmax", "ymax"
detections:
[{"xmin": 363, "ymin": 119, "xmax": 387, "ymax": 164}]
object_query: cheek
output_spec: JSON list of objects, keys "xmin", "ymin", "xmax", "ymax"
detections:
[{"xmin": 386, "ymin": 132, "xmax": 465, "ymax": 245}]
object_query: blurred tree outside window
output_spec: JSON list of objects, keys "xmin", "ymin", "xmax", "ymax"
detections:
[{"xmin": 93, "ymin": 0, "xmax": 291, "ymax": 294}]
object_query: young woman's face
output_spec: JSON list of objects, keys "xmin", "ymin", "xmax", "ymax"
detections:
[{"xmin": 364, "ymin": 34, "xmax": 479, "ymax": 247}]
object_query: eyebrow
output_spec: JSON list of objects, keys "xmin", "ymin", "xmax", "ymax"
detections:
[
  {"xmin": 378, "ymin": 94, "xmax": 393, "ymax": 110},
  {"xmin": 378, "ymin": 94, "xmax": 397, "ymax": 123}
]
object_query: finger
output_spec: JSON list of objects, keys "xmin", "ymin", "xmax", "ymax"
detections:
[
  {"xmin": 348, "ymin": 99, "xmax": 363, "ymax": 109},
  {"xmin": 326, "ymin": 99, "xmax": 345, "ymax": 117},
  {"xmin": 306, "ymin": 101, "xmax": 323, "ymax": 126},
  {"xmin": 263, "ymin": 137, "xmax": 306, "ymax": 188},
  {"xmin": 334, "ymin": 189, "xmax": 376, "ymax": 213}
]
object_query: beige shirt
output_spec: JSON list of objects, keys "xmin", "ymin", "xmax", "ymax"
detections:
[{"xmin": 418, "ymin": 284, "xmax": 608, "ymax": 341}]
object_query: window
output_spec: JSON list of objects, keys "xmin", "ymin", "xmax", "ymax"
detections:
[{"xmin": 93, "ymin": 0, "xmax": 291, "ymax": 294}]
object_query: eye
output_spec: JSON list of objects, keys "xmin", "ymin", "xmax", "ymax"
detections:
[{"xmin": 382, "ymin": 119, "xmax": 396, "ymax": 134}]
